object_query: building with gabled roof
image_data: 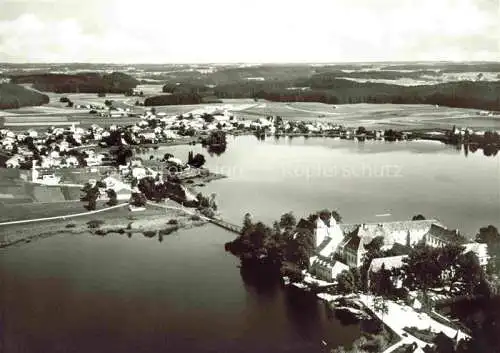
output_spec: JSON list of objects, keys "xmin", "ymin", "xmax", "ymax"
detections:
[
  {"xmin": 306, "ymin": 216, "xmax": 472, "ymax": 282},
  {"xmin": 309, "ymin": 257, "xmax": 349, "ymax": 282},
  {"xmin": 424, "ymin": 224, "xmax": 465, "ymax": 247}
]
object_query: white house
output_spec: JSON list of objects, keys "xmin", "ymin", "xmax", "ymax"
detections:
[
  {"xmin": 462, "ymin": 242, "xmax": 489, "ymax": 267},
  {"xmin": 367, "ymin": 255, "xmax": 409, "ymax": 289},
  {"xmin": 304, "ymin": 217, "xmax": 459, "ymax": 281},
  {"xmin": 6, "ymin": 155, "xmax": 22, "ymax": 168},
  {"xmin": 102, "ymin": 176, "xmax": 132, "ymax": 200},
  {"xmin": 131, "ymin": 167, "xmax": 147, "ymax": 179},
  {"xmin": 309, "ymin": 258, "xmax": 349, "ymax": 282},
  {"xmin": 63, "ymin": 156, "xmax": 79, "ymax": 167}
]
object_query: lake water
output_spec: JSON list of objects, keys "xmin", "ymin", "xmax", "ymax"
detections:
[
  {"xmin": 1, "ymin": 136, "xmax": 499, "ymax": 353},
  {"xmin": 159, "ymin": 135, "xmax": 500, "ymax": 236}
]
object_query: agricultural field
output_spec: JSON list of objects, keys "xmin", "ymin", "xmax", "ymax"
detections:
[
  {"xmin": 1, "ymin": 84, "xmax": 499, "ymax": 132},
  {"xmin": 0, "ymin": 200, "xmax": 98, "ymax": 223},
  {"xmin": 236, "ymin": 102, "xmax": 500, "ymax": 130}
]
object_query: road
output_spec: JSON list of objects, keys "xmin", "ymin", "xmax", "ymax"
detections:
[
  {"xmin": 0, "ymin": 203, "xmax": 128, "ymax": 227},
  {"xmin": 359, "ymin": 294, "xmax": 469, "ymax": 352}
]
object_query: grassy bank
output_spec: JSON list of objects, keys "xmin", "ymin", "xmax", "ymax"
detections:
[{"xmin": 0, "ymin": 203, "xmax": 208, "ymax": 248}]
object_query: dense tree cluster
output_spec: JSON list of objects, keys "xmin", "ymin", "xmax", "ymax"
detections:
[
  {"xmin": 396, "ymin": 243, "xmax": 490, "ymax": 297},
  {"xmin": 129, "ymin": 191, "xmax": 147, "ymax": 207},
  {"xmin": 226, "ymin": 212, "xmax": 315, "ymax": 279},
  {"xmin": 187, "ymin": 151, "xmax": 206, "ymax": 168},
  {"xmin": 0, "ymin": 83, "xmax": 49, "ymax": 109},
  {"xmin": 144, "ymin": 93, "xmax": 202, "ymax": 106},
  {"xmin": 106, "ymin": 189, "xmax": 118, "ymax": 206},
  {"xmin": 80, "ymin": 182, "xmax": 100, "ymax": 211},
  {"xmin": 10, "ymin": 72, "xmax": 139, "ymax": 94},
  {"xmin": 156, "ymin": 69, "xmax": 500, "ymax": 111},
  {"xmin": 201, "ymin": 130, "xmax": 227, "ymax": 155},
  {"xmin": 137, "ymin": 176, "xmax": 216, "ymax": 211},
  {"xmin": 475, "ymin": 225, "xmax": 500, "ymax": 275}
]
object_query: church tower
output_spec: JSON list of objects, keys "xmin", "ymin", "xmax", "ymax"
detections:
[{"xmin": 314, "ymin": 217, "xmax": 328, "ymax": 247}]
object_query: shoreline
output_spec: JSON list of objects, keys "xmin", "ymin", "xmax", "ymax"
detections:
[
  {"xmin": 0, "ymin": 202, "xmax": 209, "ymax": 249},
  {"xmin": 283, "ymin": 275, "xmax": 472, "ymax": 352}
]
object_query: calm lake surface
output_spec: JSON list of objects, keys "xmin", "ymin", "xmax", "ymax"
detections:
[
  {"xmin": 163, "ymin": 135, "xmax": 500, "ymax": 236},
  {"xmin": 1, "ymin": 136, "xmax": 499, "ymax": 353}
]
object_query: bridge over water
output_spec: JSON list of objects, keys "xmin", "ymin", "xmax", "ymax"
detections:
[
  {"xmin": 207, "ymin": 218, "xmax": 242, "ymax": 234},
  {"xmin": 146, "ymin": 202, "xmax": 243, "ymax": 235}
]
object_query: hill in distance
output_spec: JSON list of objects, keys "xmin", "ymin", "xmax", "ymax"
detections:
[
  {"xmin": 10, "ymin": 72, "xmax": 139, "ymax": 94},
  {"xmin": 0, "ymin": 83, "xmax": 50, "ymax": 110}
]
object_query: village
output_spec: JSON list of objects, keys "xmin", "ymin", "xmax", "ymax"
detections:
[{"xmin": 2, "ymin": 98, "xmax": 498, "ymax": 174}]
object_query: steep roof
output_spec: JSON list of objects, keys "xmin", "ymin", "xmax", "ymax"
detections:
[
  {"xmin": 297, "ymin": 218, "xmax": 314, "ymax": 230},
  {"xmin": 369, "ymin": 255, "xmax": 408, "ymax": 273},
  {"xmin": 340, "ymin": 219, "xmax": 440, "ymax": 237},
  {"xmin": 311, "ymin": 258, "xmax": 349, "ymax": 278},
  {"xmin": 331, "ymin": 261, "xmax": 349, "ymax": 278},
  {"xmin": 426, "ymin": 224, "xmax": 464, "ymax": 244},
  {"xmin": 387, "ymin": 242, "xmax": 411, "ymax": 255},
  {"xmin": 343, "ymin": 234, "xmax": 365, "ymax": 253}
]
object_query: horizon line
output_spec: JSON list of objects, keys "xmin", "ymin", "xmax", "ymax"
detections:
[{"xmin": 1, "ymin": 60, "xmax": 499, "ymax": 66}]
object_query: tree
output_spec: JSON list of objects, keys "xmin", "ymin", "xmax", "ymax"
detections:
[
  {"xmin": 202, "ymin": 130, "xmax": 227, "ymax": 147},
  {"xmin": 112, "ymin": 145, "xmax": 133, "ymax": 166},
  {"xmin": 475, "ymin": 225, "xmax": 500, "ymax": 277},
  {"xmin": 286, "ymin": 230, "xmax": 314, "ymax": 269},
  {"xmin": 438, "ymin": 243, "xmax": 466, "ymax": 285},
  {"xmin": 402, "ymin": 244, "xmax": 444, "ymax": 291},
  {"xmin": 455, "ymin": 252, "xmax": 485, "ymax": 296},
  {"xmin": 279, "ymin": 212, "xmax": 297, "ymax": 229},
  {"xmin": 412, "ymin": 214, "xmax": 426, "ymax": 221},
  {"xmin": 370, "ymin": 264, "xmax": 395, "ymax": 296},
  {"xmin": 272, "ymin": 221, "xmax": 281, "ymax": 234},
  {"xmin": 187, "ymin": 153, "xmax": 206, "ymax": 168},
  {"xmin": 365, "ymin": 236, "xmax": 384, "ymax": 252},
  {"xmin": 163, "ymin": 153, "xmax": 174, "ymax": 162},
  {"xmin": 373, "ymin": 296, "xmax": 389, "ymax": 326},
  {"xmin": 130, "ymin": 192, "xmax": 147, "ymax": 207},
  {"xmin": 106, "ymin": 189, "xmax": 118, "ymax": 206},
  {"xmin": 331, "ymin": 210, "xmax": 342, "ymax": 223},
  {"xmin": 431, "ymin": 332, "xmax": 455, "ymax": 353},
  {"xmin": 356, "ymin": 126, "xmax": 367, "ymax": 135},
  {"xmin": 242, "ymin": 213, "xmax": 253, "ymax": 233},
  {"xmin": 337, "ymin": 268, "xmax": 362, "ymax": 294},
  {"xmin": 81, "ymin": 183, "xmax": 100, "ymax": 211},
  {"xmin": 475, "ymin": 225, "xmax": 500, "ymax": 245}
]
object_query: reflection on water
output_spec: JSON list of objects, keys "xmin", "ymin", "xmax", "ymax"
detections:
[{"xmin": 0, "ymin": 225, "xmax": 361, "ymax": 353}]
